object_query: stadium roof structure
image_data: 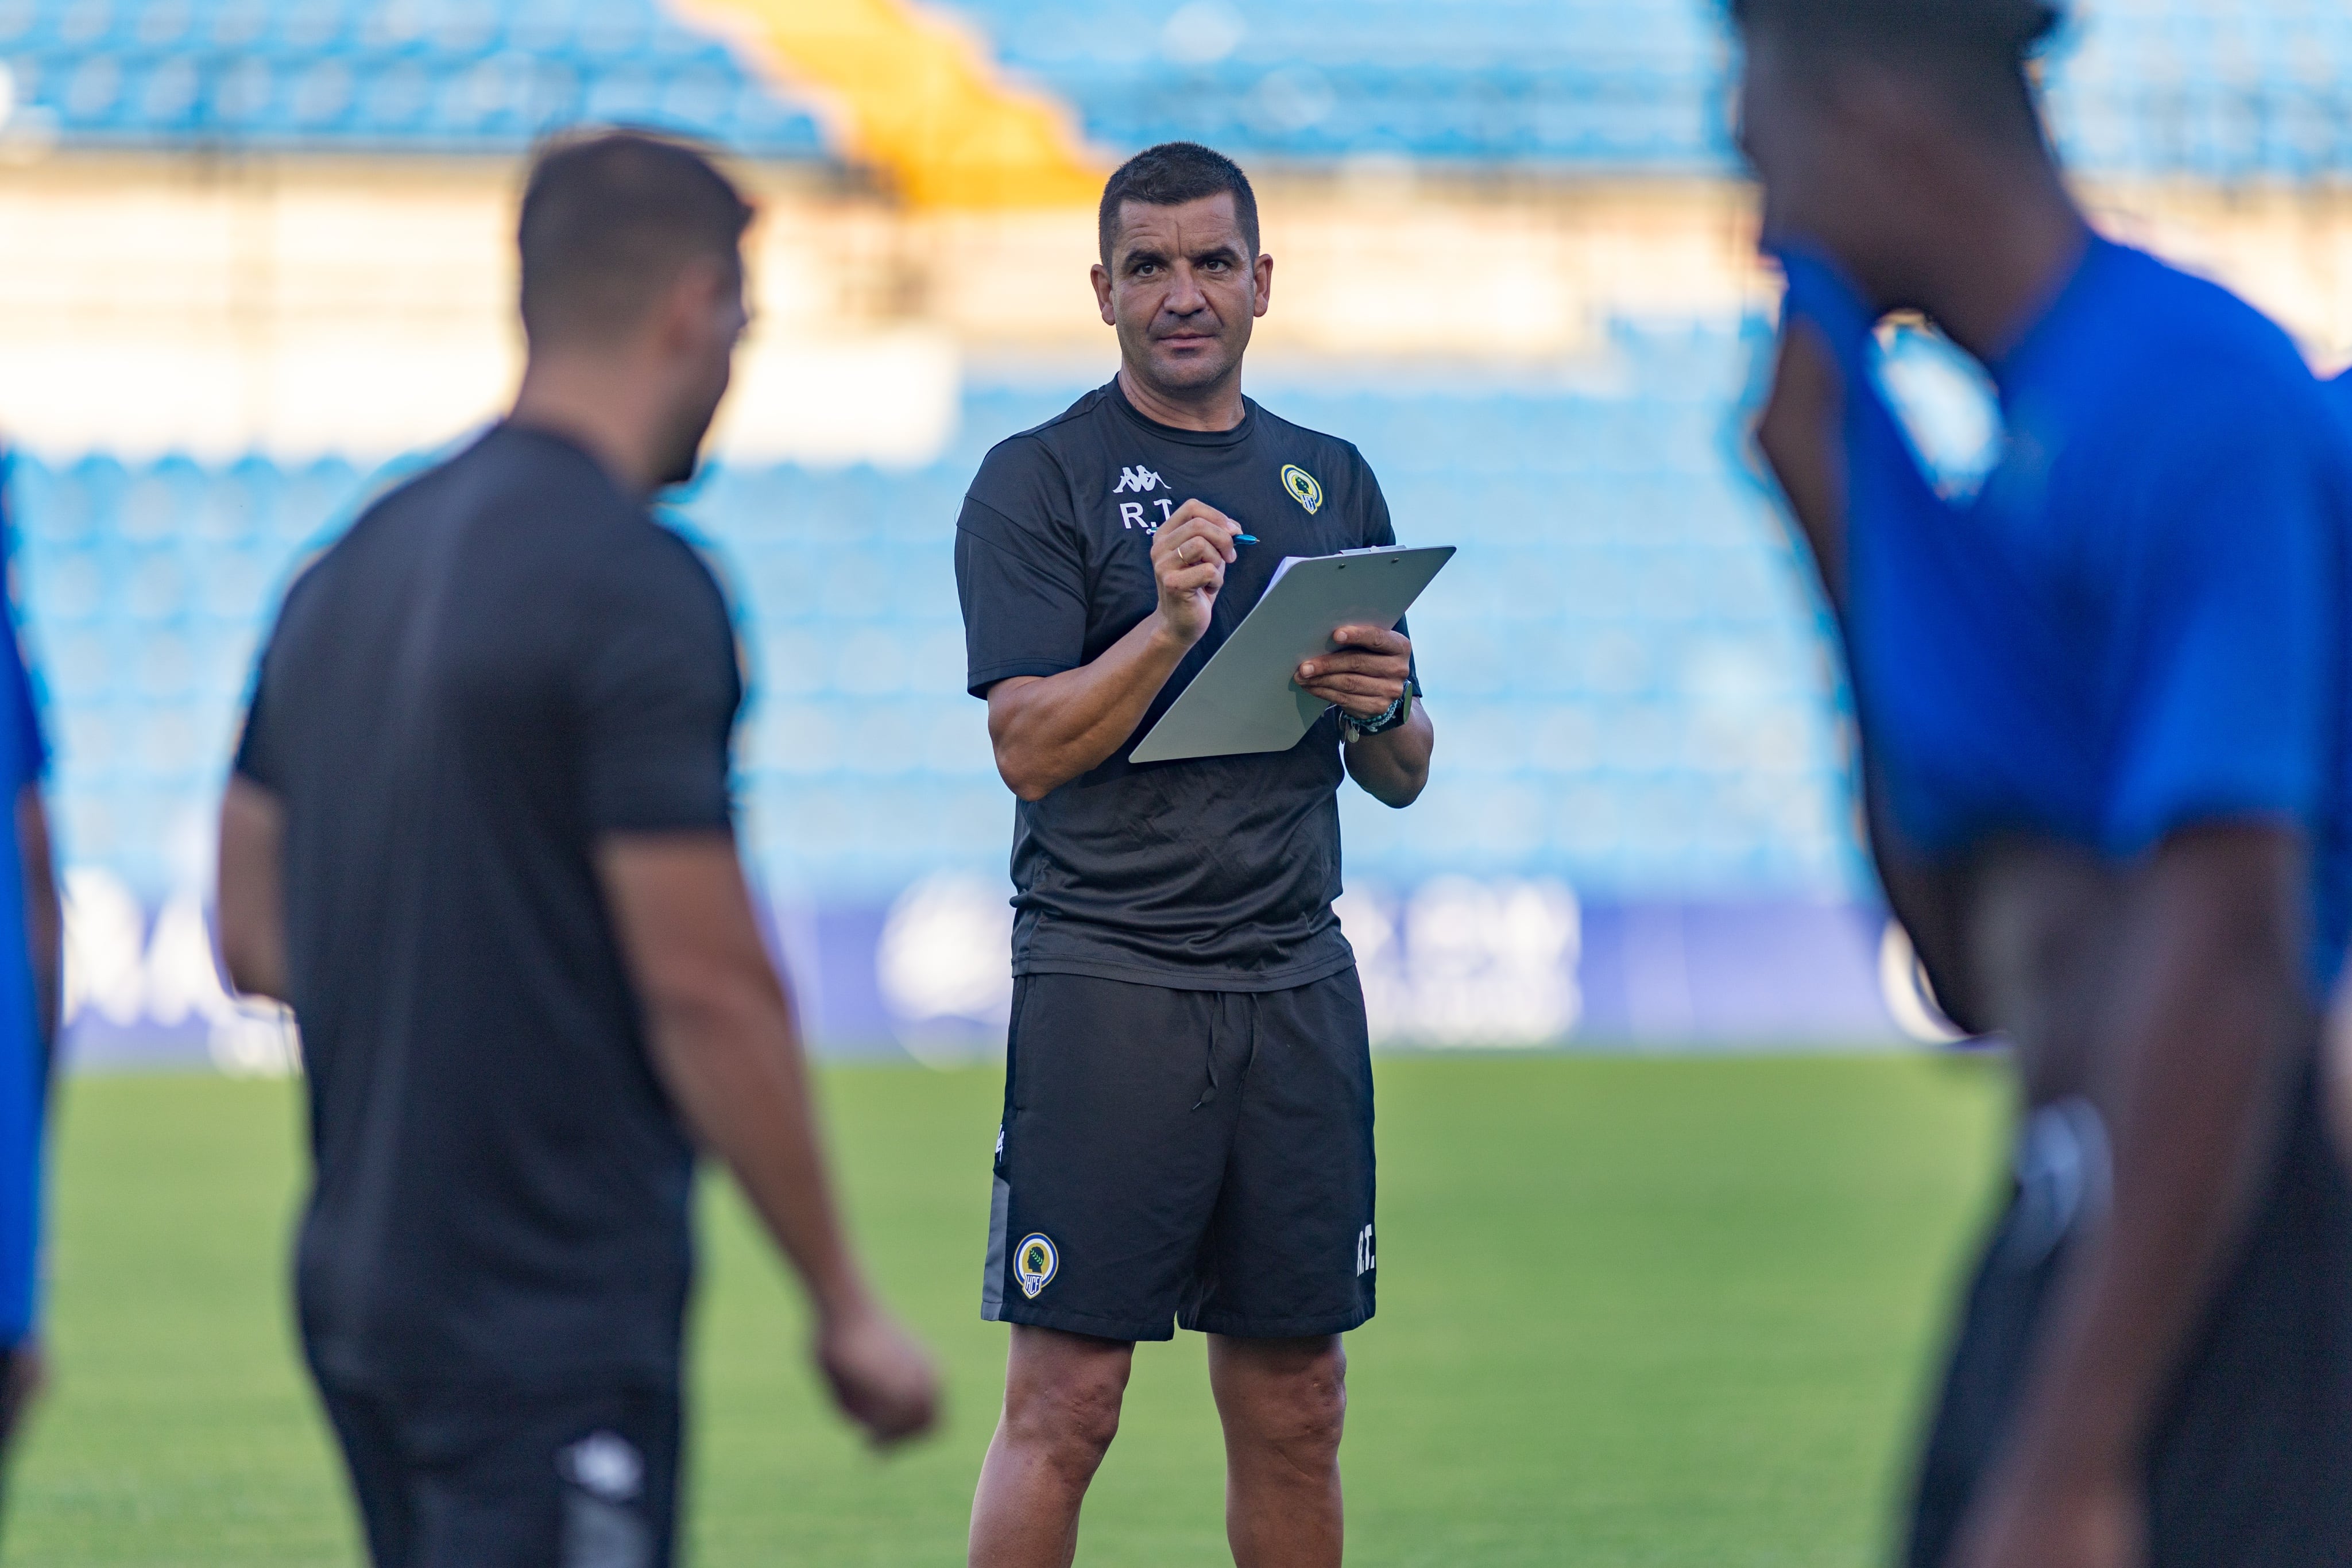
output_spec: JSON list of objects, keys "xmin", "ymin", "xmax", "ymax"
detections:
[{"xmin": 0, "ymin": 0, "xmax": 2346, "ymax": 184}]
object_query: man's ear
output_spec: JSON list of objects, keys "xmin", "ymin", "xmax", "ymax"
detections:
[
  {"xmin": 1091, "ymin": 261, "xmax": 1116, "ymax": 327},
  {"xmin": 656, "ymin": 255, "xmax": 730, "ymax": 351},
  {"xmin": 1252, "ymin": 251, "xmax": 1273, "ymax": 319}
]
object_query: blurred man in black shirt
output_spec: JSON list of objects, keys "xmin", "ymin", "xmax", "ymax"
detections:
[{"xmin": 216, "ymin": 131, "xmax": 937, "ymax": 1568}]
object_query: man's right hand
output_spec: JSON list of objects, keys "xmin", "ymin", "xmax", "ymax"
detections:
[
  {"xmin": 815, "ymin": 1298, "xmax": 942, "ymax": 1448},
  {"xmin": 1151, "ymin": 500, "xmax": 1243, "ymax": 646}
]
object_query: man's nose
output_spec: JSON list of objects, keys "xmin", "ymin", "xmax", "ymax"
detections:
[{"xmin": 1161, "ymin": 264, "xmax": 1209, "ymax": 316}]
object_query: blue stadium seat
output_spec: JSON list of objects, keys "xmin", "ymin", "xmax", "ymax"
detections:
[{"xmin": 0, "ymin": 0, "xmax": 825, "ymax": 154}]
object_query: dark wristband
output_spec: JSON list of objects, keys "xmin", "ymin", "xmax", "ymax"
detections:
[{"xmin": 1342, "ymin": 687, "xmax": 1413, "ymax": 743}]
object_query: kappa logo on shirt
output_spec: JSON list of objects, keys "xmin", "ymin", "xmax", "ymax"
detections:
[{"xmin": 1113, "ymin": 466, "xmax": 1165, "ymax": 494}]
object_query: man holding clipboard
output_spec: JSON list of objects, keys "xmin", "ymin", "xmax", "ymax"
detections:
[{"xmin": 956, "ymin": 143, "xmax": 1435, "ymax": 1567}]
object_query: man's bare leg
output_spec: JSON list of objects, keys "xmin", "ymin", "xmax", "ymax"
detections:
[
  {"xmin": 1208, "ymin": 1334, "xmax": 1347, "ymax": 1568},
  {"xmin": 969, "ymin": 1326, "xmax": 1135, "ymax": 1568}
]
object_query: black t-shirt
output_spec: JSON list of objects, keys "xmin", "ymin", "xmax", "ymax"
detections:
[
  {"xmin": 956, "ymin": 380, "xmax": 1407, "ymax": 990},
  {"xmin": 235, "ymin": 423, "xmax": 741, "ymax": 1389}
]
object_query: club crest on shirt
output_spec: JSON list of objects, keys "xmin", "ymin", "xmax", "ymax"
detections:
[
  {"xmin": 1015, "ymin": 1233, "xmax": 1059, "ymax": 1299},
  {"xmin": 1281, "ymin": 464, "xmax": 1323, "ymax": 514}
]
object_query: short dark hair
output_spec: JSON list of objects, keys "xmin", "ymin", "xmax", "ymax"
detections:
[
  {"xmin": 1731, "ymin": 0, "xmax": 2063, "ymax": 143},
  {"xmin": 1097, "ymin": 142, "xmax": 1260, "ymax": 266},
  {"xmin": 518, "ymin": 129, "xmax": 754, "ymax": 350}
]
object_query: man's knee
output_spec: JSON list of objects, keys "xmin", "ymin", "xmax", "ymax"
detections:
[
  {"xmin": 1223, "ymin": 1339, "xmax": 1348, "ymax": 1469},
  {"xmin": 1003, "ymin": 1334, "xmax": 1132, "ymax": 1481}
]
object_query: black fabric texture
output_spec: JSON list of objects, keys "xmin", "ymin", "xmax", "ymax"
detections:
[
  {"xmin": 315, "ymin": 1373, "xmax": 682, "ymax": 1568},
  {"xmin": 237, "ymin": 422, "xmax": 742, "ymax": 1389},
  {"xmin": 1906, "ymin": 1066, "xmax": 2352, "ymax": 1568},
  {"xmin": 983, "ymin": 968, "xmax": 1377, "ymax": 1341},
  {"xmin": 954, "ymin": 379, "xmax": 1410, "ymax": 991}
]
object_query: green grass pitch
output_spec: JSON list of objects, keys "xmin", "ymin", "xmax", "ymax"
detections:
[{"xmin": 5, "ymin": 1053, "xmax": 2007, "ymax": 1565}]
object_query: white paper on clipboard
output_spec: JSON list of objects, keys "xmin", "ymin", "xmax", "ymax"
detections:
[{"xmin": 1127, "ymin": 544, "xmax": 1454, "ymax": 765}]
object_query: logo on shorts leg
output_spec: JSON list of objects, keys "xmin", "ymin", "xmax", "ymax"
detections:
[
  {"xmin": 561, "ymin": 1431, "xmax": 650, "ymax": 1568},
  {"xmin": 561, "ymin": 1432, "xmax": 644, "ymax": 1502},
  {"xmin": 1015, "ymin": 1233, "xmax": 1059, "ymax": 1299}
]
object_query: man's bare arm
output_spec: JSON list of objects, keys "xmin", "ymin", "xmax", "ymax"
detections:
[
  {"xmin": 988, "ymin": 501, "xmax": 1239, "ymax": 800},
  {"xmin": 1755, "ymin": 320, "xmax": 1983, "ymax": 1028},
  {"xmin": 595, "ymin": 832, "xmax": 938, "ymax": 1446},
  {"xmin": 2, "ymin": 784, "xmax": 60, "ymax": 1427},
  {"xmin": 216, "ymin": 776, "xmax": 290, "ymax": 1004},
  {"xmin": 1755, "ymin": 320, "xmax": 1849, "ymax": 610},
  {"xmin": 16, "ymin": 786, "xmax": 57, "ymax": 1053},
  {"xmin": 988, "ymin": 626, "xmax": 1191, "ymax": 803},
  {"xmin": 1343, "ymin": 707, "xmax": 1434, "ymax": 808},
  {"xmin": 1955, "ymin": 823, "xmax": 2308, "ymax": 1567}
]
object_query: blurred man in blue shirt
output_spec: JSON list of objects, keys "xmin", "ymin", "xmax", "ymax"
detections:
[
  {"xmin": 1737, "ymin": 2, "xmax": 2352, "ymax": 1566},
  {"xmin": 0, "ymin": 446, "xmax": 62, "ymax": 1524}
]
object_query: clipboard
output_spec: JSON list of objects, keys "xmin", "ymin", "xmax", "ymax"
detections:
[{"xmin": 1128, "ymin": 544, "xmax": 1454, "ymax": 765}]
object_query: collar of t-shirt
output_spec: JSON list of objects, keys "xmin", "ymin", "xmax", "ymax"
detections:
[{"xmin": 1107, "ymin": 375, "xmax": 1256, "ymax": 449}]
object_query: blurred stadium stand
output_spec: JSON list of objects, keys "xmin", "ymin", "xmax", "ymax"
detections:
[
  {"xmin": 1, "ymin": 0, "xmax": 2348, "ymax": 178},
  {"xmin": 3, "ymin": 324, "xmax": 1847, "ymax": 908},
  {"xmin": 0, "ymin": 0, "xmax": 825, "ymax": 154}
]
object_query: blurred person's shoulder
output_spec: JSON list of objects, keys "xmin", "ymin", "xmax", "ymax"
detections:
[
  {"xmin": 2078, "ymin": 242, "xmax": 2330, "ymax": 439},
  {"xmin": 278, "ymin": 424, "xmax": 721, "ymax": 636}
]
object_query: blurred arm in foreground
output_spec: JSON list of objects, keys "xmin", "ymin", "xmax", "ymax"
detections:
[{"xmin": 596, "ymin": 831, "xmax": 939, "ymax": 1445}]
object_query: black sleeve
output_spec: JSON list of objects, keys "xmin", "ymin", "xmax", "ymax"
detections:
[
  {"xmin": 1349, "ymin": 448, "xmax": 1423, "ymax": 698},
  {"xmin": 955, "ymin": 438, "xmax": 1090, "ymax": 698},
  {"xmin": 232, "ymin": 626, "xmax": 284, "ymax": 792},
  {"xmin": 1357, "ymin": 451, "xmax": 1397, "ymax": 550},
  {"xmin": 232, "ymin": 682, "xmax": 274, "ymax": 791},
  {"xmin": 234, "ymin": 557, "xmax": 334, "ymax": 794},
  {"xmin": 577, "ymin": 537, "xmax": 742, "ymax": 835}
]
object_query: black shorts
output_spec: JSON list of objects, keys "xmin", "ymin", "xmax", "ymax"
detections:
[
  {"xmin": 1908, "ymin": 1068, "xmax": 2352, "ymax": 1568},
  {"xmin": 982, "ymin": 968, "xmax": 1376, "ymax": 1342},
  {"xmin": 313, "ymin": 1373, "xmax": 682, "ymax": 1568}
]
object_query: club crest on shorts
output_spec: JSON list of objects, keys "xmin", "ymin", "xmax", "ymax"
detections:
[
  {"xmin": 1281, "ymin": 464, "xmax": 1323, "ymax": 515},
  {"xmin": 1015, "ymin": 1233, "xmax": 1059, "ymax": 1299},
  {"xmin": 560, "ymin": 1431, "xmax": 644, "ymax": 1503}
]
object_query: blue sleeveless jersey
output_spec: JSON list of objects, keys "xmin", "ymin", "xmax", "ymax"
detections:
[{"xmin": 1777, "ymin": 238, "xmax": 2352, "ymax": 996}]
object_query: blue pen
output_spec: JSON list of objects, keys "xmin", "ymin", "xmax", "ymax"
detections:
[{"xmin": 1234, "ymin": 534, "xmax": 1259, "ymax": 543}]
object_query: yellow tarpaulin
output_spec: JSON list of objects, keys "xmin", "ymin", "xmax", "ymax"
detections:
[{"xmin": 677, "ymin": 0, "xmax": 1105, "ymax": 209}]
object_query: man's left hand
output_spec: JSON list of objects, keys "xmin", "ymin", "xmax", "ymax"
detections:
[
  {"xmin": 1947, "ymin": 1464, "xmax": 2144, "ymax": 1568},
  {"xmin": 1297, "ymin": 625, "xmax": 1411, "ymax": 719}
]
